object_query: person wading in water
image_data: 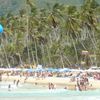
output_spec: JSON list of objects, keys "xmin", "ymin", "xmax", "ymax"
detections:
[{"xmin": 76, "ymin": 78, "xmax": 82, "ymax": 91}]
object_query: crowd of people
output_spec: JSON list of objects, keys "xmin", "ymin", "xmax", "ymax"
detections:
[{"xmin": 0, "ymin": 68, "xmax": 100, "ymax": 91}]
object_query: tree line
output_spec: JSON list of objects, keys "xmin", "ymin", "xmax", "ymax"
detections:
[{"xmin": 0, "ymin": 0, "xmax": 100, "ymax": 68}]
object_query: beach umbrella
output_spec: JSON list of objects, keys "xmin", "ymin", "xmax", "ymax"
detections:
[
  {"xmin": 45, "ymin": 68, "xmax": 54, "ymax": 72},
  {"xmin": 58, "ymin": 68, "xmax": 71, "ymax": 72},
  {"xmin": 86, "ymin": 69, "xmax": 100, "ymax": 73},
  {"xmin": 0, "ymin": 24, "xmax": 3, "ymax": 33},
  {"xmin": 27, "ymin": 68, "xmax": 34, "ymax": 72},
  {"xmin": 35, "ymin": 68, "xmax": 45, "ymax": 72},
  {"xmin": 71, "ymin": 69, "xmax": 84, "ymax": 72},
  {"xmin": 8, "ymin": 68, "xmax": 21, "ymax": 71},
  {"xmin": 52, "ymin": 68, "xmax": 59, "ymax": 72}
]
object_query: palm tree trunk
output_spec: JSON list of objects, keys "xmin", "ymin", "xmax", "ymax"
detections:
[
  {"xmin": 31, "ymin": 47, "xmax": 35, "ymax": 65},
  {"xmin": 34, "ymin": 38, "xmax": 38, "ymax": 65},
  {"xmin": 70, "ymin": 35, "xmax": 79, "ymax": 64},
  {"xmin": 46, "ymin": 44, "xmax": 52, "ymax": 66},
  {"xmin": 26, "ymin": 15, "xmax": 31, "ymax": 67},
  {"xmin": 41, "ymin": 43, "xmax": 45, "ymax": 66},
  {"xmin": 60, "ymin": 53, "xmax": 65, "ymax": 68},
  {"xmin": 2, "ymin": 44, "xmax": 10, "ymax": 68}
]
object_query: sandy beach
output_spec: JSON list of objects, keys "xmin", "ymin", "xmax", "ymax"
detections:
[{"xmin": 1, "ymin": 75, "xmax": 100, "ymax": 90}]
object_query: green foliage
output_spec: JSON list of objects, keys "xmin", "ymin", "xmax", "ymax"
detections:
[{"xmin": 0, "ymin": 0, "xmax": 99, "ymax": 68}]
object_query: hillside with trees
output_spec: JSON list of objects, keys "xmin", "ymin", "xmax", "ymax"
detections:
[
  {"xmin": 0, "ymin": 0, "xmax": 100, "ymax": 69},
  {"xmin": 0, "ymin": 0, "xmax": 100, "ymax": 15}
]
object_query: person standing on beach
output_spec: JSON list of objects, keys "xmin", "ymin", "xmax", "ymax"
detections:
[
  {"xmin": 16, "ymin": 80, "xmax": 20, "ymax": 86},
  {"xmin": 76, "ymin": 78, "xmax": 81, "ymax": 91},
  {"xmin": 48, "ymin": 83, "xmax": 51, "ymax": 89},
  {"xmin": 83, "ymin": 76, "xmax": 89, "ymax": 90},
  {"xmin": 48, "ymin": 83, "xmax": 55, "ymax": 89},
  {"xmin": 0, "ymin": 73, "xmax": 2, "ymax": 82},
  {"xmin": 8, "ymin": 84, "xmax": 11, "ymax": 91},
  {"xmin": 13, "ymin": 80, "xmax": 16, "ymax": 84}
]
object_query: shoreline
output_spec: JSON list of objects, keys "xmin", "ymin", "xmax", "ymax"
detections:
[{"xmin": 1, "ymin": 75, "xmax": 100, "ymax": 90}]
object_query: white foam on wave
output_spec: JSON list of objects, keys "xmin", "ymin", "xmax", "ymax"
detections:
[{"xmin": 0, "ymin": 84, "xmax": 17, "ymax": 89}]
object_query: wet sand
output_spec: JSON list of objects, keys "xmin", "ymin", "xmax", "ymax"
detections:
[{"xmin": 1, "ymin": 75, "xmax": 100, "ymax": 90}]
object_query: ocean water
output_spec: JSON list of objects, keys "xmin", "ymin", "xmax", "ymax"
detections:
[
  {"xmin": 1, "ymin": 96, "xmax": 100, "ymax": 100},
  {"xmin": 0, "ymin": 82, "xmax": 100, "ymax": 100}
]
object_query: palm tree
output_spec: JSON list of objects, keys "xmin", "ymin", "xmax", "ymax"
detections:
[{"xmin": 79, "ymin": 0, "xmax": 100, "ymax": 67}]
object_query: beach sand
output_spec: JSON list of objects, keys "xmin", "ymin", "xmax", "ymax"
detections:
[{"xmin": 1, "ymin": 75, "xmax": 100, "ymax": 90}]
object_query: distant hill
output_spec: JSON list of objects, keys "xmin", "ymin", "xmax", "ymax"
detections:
[
  {"xmin": 0, "ymin": 0, "xmax": 25, "ymax": 15},
  {"xmin": 0, "ymin": 0, "xmax": 99, "ymax": 15},
  {"xmin": 36, "ymin": 0, "xmax": 83, "ymax": 8}
]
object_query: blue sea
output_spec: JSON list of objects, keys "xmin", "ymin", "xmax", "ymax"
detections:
[{"xmin": 0, "ymin": 82, "xmax": 100, "ymax": 100}]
